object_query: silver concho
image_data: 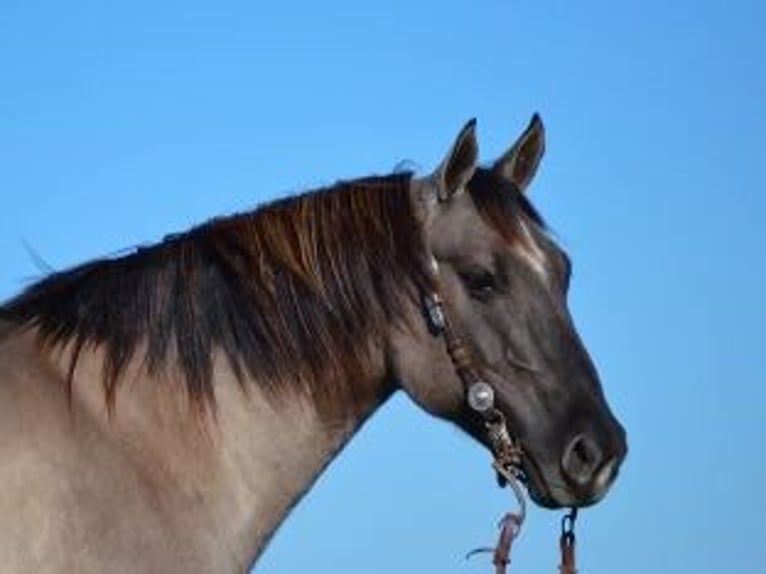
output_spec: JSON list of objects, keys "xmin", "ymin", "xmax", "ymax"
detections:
[{"xmin": 467, "ymin": 381, "xmax": 495, "ymax": 413}]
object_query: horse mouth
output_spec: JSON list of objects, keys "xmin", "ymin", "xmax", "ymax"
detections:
[
  {"xmin": 466, "ymin": 417, "xmax": 561, "ymax": 508},
  {"xmin": 517, "ymin": 454, "xmax": 561, "ymax": 509},
  {"xmin": 463, "ymin": 402, "xmax": 617, "ymax": 509},
  {"xmin": 517, "ymin": 448, "xmax": 617, "ymax": 509}
]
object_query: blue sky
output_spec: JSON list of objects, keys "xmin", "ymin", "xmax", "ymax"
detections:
[{"xmin": 1, "ymin": 1, "xmax": 764, "ymax": 572}]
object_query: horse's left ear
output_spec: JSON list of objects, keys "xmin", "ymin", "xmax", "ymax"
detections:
[
  {"xmin": 493, "ymin": 114, "xmax": 545, "ymax": 193},
  {"xmin": 433, "ymin": 118, "xmax": 478, "ymax": 202}
]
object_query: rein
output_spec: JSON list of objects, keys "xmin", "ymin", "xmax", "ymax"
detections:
[{"xmin": 422, "ymin": 256, "xmax": 578, "ymax": 574}]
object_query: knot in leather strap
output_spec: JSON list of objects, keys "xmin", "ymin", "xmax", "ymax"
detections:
[{"xmin": 445, "ymin": 336, "xmax": 474, "ymax": 373}]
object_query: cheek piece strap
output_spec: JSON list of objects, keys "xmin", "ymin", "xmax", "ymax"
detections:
[
  {"xmin": 421, "ymin": 256, "xmax": 524, "ymax": 477},
  {"xmin": 422, "ymin": 255, "xmax": 578, "ymax": 574}
]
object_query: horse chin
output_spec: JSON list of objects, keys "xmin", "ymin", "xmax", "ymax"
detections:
[{"xmin": 517, "ymin": 455, "xmax": 564, "ymax": 509}]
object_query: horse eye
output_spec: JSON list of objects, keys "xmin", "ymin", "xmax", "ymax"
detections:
[{"xmin": 461, "ymin": 270, "xmax": 497, "ymax": 299}]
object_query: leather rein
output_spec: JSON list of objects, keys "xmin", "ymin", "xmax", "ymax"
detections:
[{"xmin": 422, "ymin": 256, "xmax": 578, "ymax": 574}]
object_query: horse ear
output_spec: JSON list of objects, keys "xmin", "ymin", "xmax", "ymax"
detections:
[
  {"xmin": 493, "ymin": 114, "xmax": 545, "ymax": 193},
  {"xmin": 433, "ymin": 118, "xmax": 478, "ymax": 202}
]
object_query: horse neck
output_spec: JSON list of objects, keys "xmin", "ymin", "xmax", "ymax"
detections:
[
  {"xmin": 56, "ymin": 339, "xmax": 396, "ymax": 570},
  {"xmin": 210, "ymin": 356, "xmax": 396, "ymax": 565}
]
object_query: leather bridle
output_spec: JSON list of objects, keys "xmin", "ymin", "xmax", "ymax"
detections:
[
  {"xmin": 421, "ymin": 254, "xmax": 579, "ymax": 574},
  {"xmin": 421, "ymin": 255, "xmax": 525, "ymax": 490}
]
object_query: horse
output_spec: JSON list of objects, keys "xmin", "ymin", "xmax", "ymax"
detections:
[{"xmin": 0, "ymin": 116, "xmax": 626, "ymax": 573}]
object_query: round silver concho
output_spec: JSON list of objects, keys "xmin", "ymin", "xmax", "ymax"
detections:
[{"xmin": 467, "ymin": 381, "xmax": 495, "ymax": 413}]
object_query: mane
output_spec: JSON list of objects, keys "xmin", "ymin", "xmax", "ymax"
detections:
[
  {"xmin": 468, "ymin": 168, "xmax": 546, "ymax": 238},
  {"xmin": 0, "ymin": 168, "xmax": 543, "ymax": 415},
  {"xmin": 1, "ymin": 173, "xmax": 430, "ymax": 414}
]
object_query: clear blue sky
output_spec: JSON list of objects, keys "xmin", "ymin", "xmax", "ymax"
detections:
[{"xmin": 1, "ymin": 1, "xmax": 764, "ymax": 572}]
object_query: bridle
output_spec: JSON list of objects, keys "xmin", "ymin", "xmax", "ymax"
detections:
[
  {"xmin": 421, "ymin": 255, "xmax": 525, "ymax": 489},
  {"xmin": 421, "ymin": 255, "xmax": 578, "ymax": 574}
]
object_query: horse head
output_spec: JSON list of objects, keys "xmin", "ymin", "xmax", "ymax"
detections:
[{"xmin": 392, "ymin": 117, "xmax": 627, "ymax": 508}]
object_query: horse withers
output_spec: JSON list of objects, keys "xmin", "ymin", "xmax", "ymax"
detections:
[{"xmin": 0, "ymin": 116, "xmax": 626, "ymax": 572}]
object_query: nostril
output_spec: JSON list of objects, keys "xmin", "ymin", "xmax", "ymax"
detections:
[{"xmin": 561, "ymin": 433, "xmax": 603, "ymax": 487}]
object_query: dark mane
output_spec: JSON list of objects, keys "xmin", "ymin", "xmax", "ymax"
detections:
[
  {"xmin": 1, "ymin": 173, "xmax": 430, "ymax": 413},
  {"xmin": 468, "ymin": 168, "xmax": 546, "ymax": 239},
  {"xmin": 0, "ymin": 168, "xmax": 542, "ymax": 414}
]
